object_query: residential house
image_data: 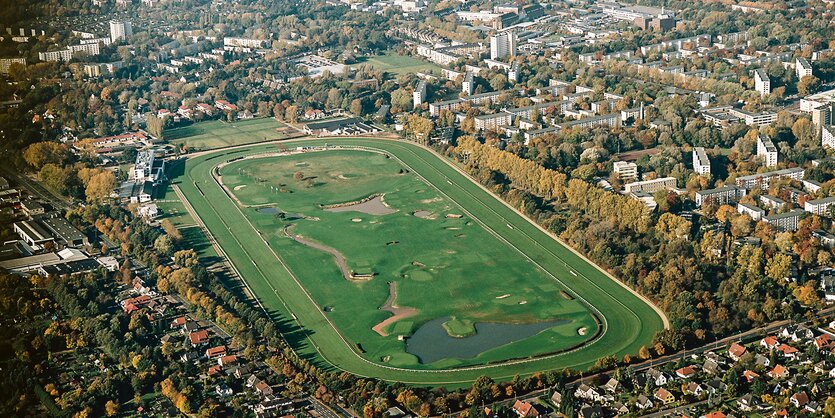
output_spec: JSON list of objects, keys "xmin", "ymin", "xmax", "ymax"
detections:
[
  {"xmin": 703, "ymin": 358, "xmax": 723, "ymax": 375},
  {"xmin": 761, "ymin": 336, "xmax": 780, "ymax": 350},
  {"xmin": 254, "ymin": 380, "xmax": 274, "ymax": 397},
  {"xmin": 769, "ymin": 364, "xmax": 789, "ymax": 379},
  {"xmin": 635, "ymin": 394, "xmax": 653, "ymax": 410},
  {"xmin": 205, "ymin": 345, "xmax": 226, "ymax": 359},
  {"xmin": 790, "ymin": 391, "xmax": 809, "ymax": 408},
  {"xmin": 188, "ymin": 329, "xmax": 210, "ymax": 347},
  {"xmin": 776, "ymin": 344, "xmax": 799, "ymax": 360},
  {"xmin": 653, "ymin": 387, "xmax": 675, "ymax": 405},
  {"xmin": 511, "ymin": 400, "xmax": 539, "ymax": 418},
  {"xmin": 218, "ymin": 355, "xmax": 237, "ymax": 368},
  {"xmin": 574, "ymin": 384, "xmax": 603, "ymax": 402},
  {"xmin": 685, "ymin": 382, "xmax": 704, "ymax": 396},
  {"xmin": 676, "ymin": 365, "xmax": 697, "ymax": 379},
  {"xmin": 645, "ymin": 368, "xmax": 670, "ymax": 386},
  {"xmin": 728, "ymin": 342, "xmax": 747, "ymax": 361},
  {"xmin": 743, "ymin": 370, "xmax": 760, "ymax": 383},
  {"xmin": 737, "ymin": 393, "xmax": 760, "ymax": 412},
  {"xmin": 603, "ymin": 378, "xmax": 620, "ymax": 393}
]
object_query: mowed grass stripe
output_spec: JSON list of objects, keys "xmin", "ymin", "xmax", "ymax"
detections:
[{"xmin": 177, "ymin": 138, "xmax": 665, "ymax": 385}]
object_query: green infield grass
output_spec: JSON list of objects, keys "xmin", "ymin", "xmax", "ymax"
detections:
[{"xmin": 174, "ymin": 138, "xmax": 666, "ymax": 385}]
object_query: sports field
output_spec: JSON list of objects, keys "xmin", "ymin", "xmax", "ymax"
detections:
[
  {"xmin": 167, "ymin": 118, "xmax": 295, "ymax": 150},
  {"xmin": 176, "ymin": 138, "xmax": 666, "ymax": 384},
  {"xmin": 358, "ymin": 54, "xmax": 442, "ymax": 75}
]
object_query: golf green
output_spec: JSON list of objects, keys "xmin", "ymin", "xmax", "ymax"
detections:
[{"xmin": 176, "ymin": 138, "xmax": 666, "ymax": 385}]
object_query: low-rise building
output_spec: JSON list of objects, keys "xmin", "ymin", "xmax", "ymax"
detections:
[
  {"xmin": 804, "ymin": 196, "xmax": 835, "ymax": 216},
  {"xmin": 623, "ymin": 177, "xmax": 676, "ymax": 194},
  {"xmin": 695, "ymin": 186, "xmax": 746, "ymax": 206},
  {"xmin": 613, "ymin": 161, "xmax": 638, "ymax": 180},
  {"xmin": 735, "ymin": 168, "xmax": 804, "ymax": 190},
  {"xmin": 737, "ymin": 203, "xmax": 766, "ymax": 221},
  {"xmin": 763, "ymin": 209, "xmax": 805, "ymax": 231}
]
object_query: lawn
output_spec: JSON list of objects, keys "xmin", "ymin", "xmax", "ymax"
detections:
[
  {"xmin": 167, "ymin": 118, "xmax": 293, "ymax": 150},
  {"xmin": 358, "ymin": 54, "xmax": 442, "ymax": 75},
  {"xmin": 176, "ymin": 138, "xmax": 666, "ymax": 385},
  {"xmin": 218, "ymin": 150, "xmax": 596, "ymax": 369}
]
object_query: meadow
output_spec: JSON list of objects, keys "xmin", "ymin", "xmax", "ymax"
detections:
[{"xmin": 175, "ymin": 138, "xmax": 666, "ymax": 384}]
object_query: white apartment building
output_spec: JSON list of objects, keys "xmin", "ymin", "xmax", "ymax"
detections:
[
  {"xmin": 823, "ymin": 125, "xmax": 835, "ymax": 150},
  {"xmin": 38, "ymin": 49, "xmax": 73, "ymax": 62},
  {"xmin": 695, "ymin": 186, "xmax": 746, "ymax": 206},
  {"xmin": 0, "ymin": 57, "xmax": 25, "ymax": 74},
  {"xmin": 804, "ymin": 196, "xmax": 835, "ymax": 216},
  {"xmin": 756, "ymin": 135, "xmax": 778, "ymax": 167},
  {"xmin": 613, "ymin": 161, "xmax": 638, "ymax": 181},
  {"xmin": 462, "ymin": 72, "xmax": 474, "ymax": 95},
  {"xmin": 223, "ymin": 37, "xmax": 269, "ymax": 49},
  {"xmin": 737, "ymin": 203, "xmax": 766, "ymax": 221},
  {"xmin": 489, "ymin": 31, "xmax": 517, "ymax": 60},
  {"xmin": 474, "ymin": 112, "xmax": 512, "ymax": 131},
  {"xmin": 692, "ymin": 147, "xmax": 711, "ymax": 175},
  {"xmin": 796, "ymin": 57, "xmax": 812, "ymax": 80},
  {"xmin": 754, "ymin": 69, "xmax": 770, "ymax": 96},
  {"xmin": 764, "ymin": 209, "xmax": 805, "ymax": 231},
  {"xmin": 623, "ymin": 177, "xmax": 676, "ymax": 194},
  {"xmin": 735, "ymin": 167, "xmax": 804, "ymax": 190},
  {"xmin": 413, "ymin": 81, "xmax": 427, "ymax": 108},
  {"xmin": 109, "ymin": 20, "xmax": 133, "ymax": 43}
]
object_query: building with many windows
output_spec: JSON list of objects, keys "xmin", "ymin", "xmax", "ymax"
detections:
[
  {"xmin": 413, "ymin": 81, "xmax": 426, "ymax": 108},
  {"xmin": 796, "ymin": 57, "xmax": 812, "ymax": 80},
  {"xmin": 692, "ymin": 147, "xmax": 711, "ymax": 175},
  {"xmin": 474, "ymin": 112, "xmax": 512, "ymax": 131},
  {"xmin": 623, "ymin": 177, "xmax": 676, "ymax": 194},
  {"xmin": 754, "ymin": 69, "xmax": 770, "ymax": 96},
  {"xmin": 764, "ymin": 209, "xmax": 805, "ymax": 231},
  {"xmin": 490, "ymin": 31, "xmax": 517, "ymax": 60},
  {"xmin": 613, "ymin": 161, "xmax": 638, "ymax": 181},
  {"xmin": 109, "ymin": 19, "xmax": 133, "ymax": 43},
  {"xmin": 804, "ymin": 196, "xmax": 835, "ymax": 216},
  {"xmin": 737, "ymin": 203, "xmax": 766, "ymax": 221},
  {"xmin": 695, "ymin": 186, "xmax": 746, "ymax": 206},
  {"xmin": 757, "ymin": 135, "xmax": 778, "ymax": 167},
  {"xmin": 735, "ymin": 167, "xmax": 804, "ymax": 190}
]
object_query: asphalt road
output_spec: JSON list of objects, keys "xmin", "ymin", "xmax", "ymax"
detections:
[{"xmin": 0, "ymin": 166, "xmax": 74, "ymax": 210}]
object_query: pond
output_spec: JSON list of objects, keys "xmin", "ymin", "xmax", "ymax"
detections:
[
  {"xmin": 405, "ymin": 317, "xmax": 569, "ymax": 364},
  {"xmin": 257, "ymin": 207, "xmax": 278, "ymax": 214}
]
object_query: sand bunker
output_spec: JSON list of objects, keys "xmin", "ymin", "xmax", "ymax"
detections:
[
  {"xmin": 284, "ymin": 226, "xmax": 374, "ymax": 281},
  {"xmin": 351, "ymin": 218, "xmax": 362, "ymax": 222},
  {"xmin": 372, "ymin": 282, "xmax": 418, "ymax": 337},
  {"xmin": 413, "ymin": 210, "xmax": 433, "ymax": 219},
  {"xmin": 445, "ymin": 214, "xmax": 463, "ymax": 219},
  {"xmin": 233, "ymin": 185, "xmax": 247, "ymax": 191},
  {"xmin": 578, "ymin": 327, "xmax": 588, "ymax": 336},
  {"xmin": 324, "ymin": 195, "xmax": 396, "ymax": 216},
  {"xmin": 495, "ymin": 294, "xmax": 511, "ymax": 299},
  {"xmin": 519, "ymin": 300, "xmax": 527, "ymax": 305}
]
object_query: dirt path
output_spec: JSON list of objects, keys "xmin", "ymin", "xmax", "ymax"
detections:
[
  {"xmin": 372, "ymin": 282, "xmax": 418, "ymax": 337},
  {"xmin": 283, "ymin": 225, "xmax": 373, "ymax": 281}
]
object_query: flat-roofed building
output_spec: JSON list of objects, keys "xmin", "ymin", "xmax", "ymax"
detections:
[
  {"xmin": 804, "ymin": 196, "xmax": 835, "ymax": 216},
  {"xmin": 695, "ymin": 185, "xmax": 746, "ymax": 206},
  {"xmin": 735, "ymin": 167, "xmax": 804, "ymax": 190},
  {"xmin": 413, "ymin": 81, "xmax": 427, "ymax": 108},
  {"xmin": 613, "ymin": 161, "xmax": 638, "ymax": 180},
  {"xmin": 462, "ymin": 72, "xmax": 474, "ymax": 95},
  {"xmin": 757, "ymin": 135, "xmax": 778, "ymax": 167},
  {"xmin": 474, "ymin": 112, "xmax": 512, "ymax": 131},
  {"xmin": 13, "ymin": 220, "xmax": 54, "ymax": 249},
  {"xmin": 764, "ymin": 209, "xmax": 805, "ymax": 231},
  {"xmin": 796, "ymin": 57, "xmax": 812, "ymax": 80},
  {"xmin": 41, "ymin": 216, "xmax": 89, "ymax": 247},
  {"xmin": 823, "ymin": 125, "xmax": 835, "ymax": 150},
  {"xmin": 737, "ymin": 203, "xmax": 766, "ymax": 221},
  {"xmin": 692, "ymin": 147, "xmax": 711, "ymax": 175},
  {"xmin": 623, "ymin": 177, "xmax": 676, "ymax": 194},
  {"xmin": 754, "ymin": 69, "xmax": 771, "ymax": 96},
  {"xmin": 760, "ymin": 195, "xmax": 786, "ymax": 210}
]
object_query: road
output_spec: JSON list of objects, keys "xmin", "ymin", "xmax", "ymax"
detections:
[
  {"xmin": 309, "ymin": 397, "xmax": 344, "ymax": 418},
  {"xmin": 639, "ymin": 399, "xmax": 709, "ymax": 418},
  {"xmin": 0, "ymin": 165, "xmax": 74, "ymax": 210}
]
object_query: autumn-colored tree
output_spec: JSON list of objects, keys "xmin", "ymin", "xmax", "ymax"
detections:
[
  {"xmin": 24, "ymin": 142, "xmax": 70, "ymax": 170},
  {"xmin": 85, "ymin": 171, "xmax": 117, "ymax": 203}
]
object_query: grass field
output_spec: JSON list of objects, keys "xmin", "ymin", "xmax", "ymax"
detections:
[
  {"xmin": 167, "ymin": 118, "xmax": 293, "ymax": 150},
  {"xmin": 219, "ymin": 150, "xmax": 597, "ymax": 369},
  {"xmin": 175, "ymin": 138, "xmax": 666, "ymax": 384},
  {"xmin": 358, "ymin": 54, "xmax": 442, "ymax": 75}
]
